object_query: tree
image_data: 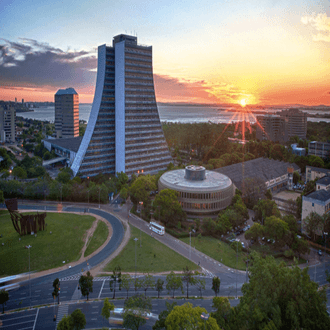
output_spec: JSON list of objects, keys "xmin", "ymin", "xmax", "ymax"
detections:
[
  {"xmin": 12, "ymin": 166, "xmax": 27, "ymax": 179},
  {"xmin": 253, "ymin": 199, "xmax": 281, "ymax": 225},
  {"xmin": 153, "ymin": 189, "xmax": 186, "ymax": 227},
  {"xmin": 245, "ymin": 223, "xmax": 264, "ymax": 243},
  {"xmin": 115, "ymin": 171, "xmax": 129, "ymax": 191},
  {"xmin": 293, "ymin": 171, "xmax": 301, "ymax": 184},
  {"xmin": 263, "ymin": 216, "xmax": 290, "ymax": 248},
  {"xmin": 304, "ymin": 212, "xmax": 323, "ymax": 241},
  {"xmin": 265, "ymin": 189, "xmax": 272, "ymax": 200},
  {"xmin": 0, "ymin": 190, "xmax": 4, "ymax": 204},
  {"xmin": 236, "ymin": 252, "xmax": 330, "ymax": 330},
  {"xmin": 155, "ymin": 278, "xmax": 165, "ymax": 299},
  {"xmin": 123, "ymin": 294, "xmax": 152, "ymax": 330},
  {"xmin": 292, "ymin": 237, "xmax": 310, "ymax": 259},
  {"xmin": 212, "ymin": 276, "xmax": 221, "ymax": 297},
  {"xmin": 52, "ymin": 278, "xmax": 60, "ymax": 304},
  {"xmin": 79, "ymin": 271, "xmax": 93, "ymax": 300},
  {"xmin": 57, "ymin": 315, "xmax": 72, "ymax": 330},
  {"xmin": 211, "ymin": 297, "xmax": 232, "ymax": 330},
  {"xmin": 57, "ymin": 171, "xmax": 71, "ymax": 184},
  {"xmin": 140, "ymin": 273, "xmax": 154, "ymax": 297},
  {"xmin": 101, "ymin": 298, "xmax": 115, "ymax": 323},
  {"xmin": 166, "ymin": 271, "xmax": 183, "ymax": 298},
  {"xmin": 242, "ymin": 177, "xmax": 267, "ymax": 208},
  {"xmin": 182, "ymin": 266, "xmax": 195, "ymax": 299},
  {"xmin": 129, "ymin": 174, "xmax": 156, "ymax": 206},
  {"xmin": 0, "ymin": 289, "xmax": 9, "ymax": 313},
  {"xmin": 70, "ymin": 309, "xmax": 86, "ymax": 330},
  {"xmin": 153, "ymin": 301, "xmax": 177, "ymax": 330},
  {"xmin": 165, "ymin": 302, "xmax": 220, "ymax": 330},
  {"xmin": 121, "ymin": 274, "xmax": 133, "ymax": 299},
  {"xmin": 110, "ymin": 266, "xmax": 121, "ymax": 299},
  {"xmin": 194, "ymin": 278, "xmax": 206, "ymax": 298}
]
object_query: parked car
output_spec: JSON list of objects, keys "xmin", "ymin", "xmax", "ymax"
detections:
[
  {"xmin": 241, "ymin": 242, "xmax": 245, "ymax": 248},
  {"xmin": 318, "ymin": 249, "xmax": 322, "ymax": 256}
]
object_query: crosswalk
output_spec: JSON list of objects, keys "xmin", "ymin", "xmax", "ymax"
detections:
[{"xmin": 56, "ymin": 303, "xmax": 69, "ymax": 327}]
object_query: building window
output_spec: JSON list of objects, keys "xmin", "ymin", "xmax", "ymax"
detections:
[{"xmin": 312, "ymin": 203, "xmax": 314, "ymax": 207}]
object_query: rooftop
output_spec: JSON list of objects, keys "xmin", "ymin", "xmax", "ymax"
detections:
[
  {"xmin": 306, "ymin": 165, "xmax": 330, "ymax": 174},
  {"xmin": 317, "ymin": 176, "xmax": 330, "ymax": 186},
  {"xmin": 159, "ymin": 169, "xmax": 232, "ymax": 192},
  {"xmin": 304, "ymin": 189, "xmax": 330, "ymax": 202},
  {"xmin": 55, "ymin": 88, "xmax": 78, "ymax": 96},
  {"xmin": 43, "ymin": 136, "xmax": 83, "ymax": 153},
  {"xmin": 215, "ymin": 157, "xmax": 300, "ymax": 190}
]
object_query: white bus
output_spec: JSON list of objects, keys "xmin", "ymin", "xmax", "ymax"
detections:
[{"xmin": 149, "ymin": 222, "xmax": 165, "ymax": 235}]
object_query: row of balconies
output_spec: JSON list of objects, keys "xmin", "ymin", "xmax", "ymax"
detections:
[
  {"xmin": 126, "ymin": 160, "xmax": 171, "ymax": 173},
  {"xmin": 125, "ymin": 145, "xmax": 168, "ymax": 155},
  {"xmin": 125, "ymin": 139, "xmax": 166, "ymax": 149},
  {"xmin": 126, "ymin": 150, "xmax": 170, "ymax": 162},
  {"xmin": 125, "ymin": 129, "xmax": 163, "ymax": 136}
]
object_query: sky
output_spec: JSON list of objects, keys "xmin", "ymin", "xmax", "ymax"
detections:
[{"xmin": 0, "ymin": 0, "xmax": 329, "ymax": 106}]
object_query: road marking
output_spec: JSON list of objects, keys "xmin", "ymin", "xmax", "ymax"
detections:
[
  {"xmin": 92, "ymin": 312, "xmax": 98, "ymax": 314},
  {"xmin": 32, "ymin": 309, "xmax": 39, "ymax": 330},
  {"xmin": 0, "ymin": 314, "xmax": 35, "ymax": 322},
  {"xmin": 98, "ymin": 280, "xmax": 106, "ymax": 299},
  {"xmin": 92, "ymin": 306, "xmax": 98, "ymax": 308},
  {"xmin": 91, "ymin": 318, "xmax": 98, "ymax": 320}
]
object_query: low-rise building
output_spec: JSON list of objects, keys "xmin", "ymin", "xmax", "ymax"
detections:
[
  {"xmin": 308, "ymin": 141, "xmax": 330, "ymax": 159},
  {"xmin": 305, "ymin": 165, "xmax": 330, "ymax": 182},
  {"xmin": 291, "ymin": 144, "xmax": 306, "ymax": 156},
  {"xmin": 316, "ymin": 176, "xmax": 330, "ymax": 191},
  {"xmin": 302, "ymin": 188, "xmax": 330, "ymax": 235},
  {"xmin": 215, "ymin": 157, "xmax": 300, "ymax": 195}
]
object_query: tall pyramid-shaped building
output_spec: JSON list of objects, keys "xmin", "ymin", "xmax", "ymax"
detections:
[{"xmin": 71, "ymin": 34, "xmax": 172, "ymax": 177}]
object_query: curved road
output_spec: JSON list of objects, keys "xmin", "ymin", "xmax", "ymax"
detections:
[{"xmin": 17, "ymin": 204, "xmax": 124, "ymax": 285}]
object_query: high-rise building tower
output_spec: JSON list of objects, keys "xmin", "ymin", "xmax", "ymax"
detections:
[
  {"xmin": 55, "ymin": 88, "xmax": 79, "ymax": 138},
  {"xmin": 71, "ymin": 34, "xmax": 172, "ymax": 178},
  {"xmin": 0, "ymin": 103, "xmax": 16, "ymax": 143}
]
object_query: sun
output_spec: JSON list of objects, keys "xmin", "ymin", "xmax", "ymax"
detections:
[{"xmin": 240, "ymin": 99, "xmax": 247, "ymax": 107}]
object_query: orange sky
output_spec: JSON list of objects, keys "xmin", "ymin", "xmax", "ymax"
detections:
[{"xmin": 1, "ymin": 2, "xmax": 329, "ymax": 106}]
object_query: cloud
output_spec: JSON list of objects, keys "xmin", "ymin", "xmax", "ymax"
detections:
[
  {"xmin": 301, "ymin": 13, "xmax": 330, "ymax": 42},
  {"xmin": 0, "ymin": 38, "xmax": 97, "ymax": 91},
  {"xmin": 154, "ymin": 74, "xmax": 252, "ymax": 104}
]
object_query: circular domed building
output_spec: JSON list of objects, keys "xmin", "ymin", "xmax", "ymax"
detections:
[{"xmin": 158, "ymin": 165, "xmax": 234, "ymax": 215}]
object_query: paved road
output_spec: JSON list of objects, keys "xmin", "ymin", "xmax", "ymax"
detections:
[{"xmin": 0, "ymin": 298, "xmax": 241, "ymax": 330}]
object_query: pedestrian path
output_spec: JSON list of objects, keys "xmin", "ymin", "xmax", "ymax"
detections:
[
  {"xmin": 71, "ymin": 285, "xmax": 82, "ymax": 301},
  {"xmin": 56, "ymin": 303, "xmax": 69, "ymax": 327}
]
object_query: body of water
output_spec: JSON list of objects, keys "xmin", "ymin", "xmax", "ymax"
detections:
[{"xmin": 17, "ymin": 104, "xmax": 330, "ymax": 124}]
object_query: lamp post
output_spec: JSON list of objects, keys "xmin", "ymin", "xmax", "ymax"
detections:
[
  {"xmin": 134, "ymin": 238, "xmax": 138, "ymax": 290},
  {"xmin": 98, "ymin": 188, "xmax": 100, "ymax": 209},
  {"xmin": 236, "ymin": 239, "xmax": 239, "ymax": 299},
  {"xmin": 26, "ymin": 245, "xmax": 32, "ymax": 308},
  {"xmin": 324, "ymin": 232, "xmax": 328, "ymax": 273},
  {"xmin": 189, "ymin": 231, "xmax": 192, "ymax": 261},
  {"xmin": 87, "ymin": 190, "xmax": 89, "ymax": 212},
  {"xmin": 201, "ymin": 312, "xmax": 209, "ymax": 330}
]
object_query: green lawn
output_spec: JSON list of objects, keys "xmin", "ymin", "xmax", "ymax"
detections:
[
  {"xmin": 104, "ymin": 225, "xmax": 198, "ymax": 273},
  {"xmin": 84, "ymin": 220, "xmax": 109, "ymax": 257},
  {"xmin": 180, "ymin": 236, "xmax": 247, "ymax": 270},
  {"xmin": 0, "ymin": 211, "xmax": 96, "ymax": 276}
]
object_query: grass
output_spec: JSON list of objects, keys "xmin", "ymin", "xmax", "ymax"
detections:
[
  {"xmin": 104, "ymin": 225, "xmax": 198, "ymax": 273},
  {"xmin": 0, "ymin": 211, "xmax": 95, "ymax": 276},
  {"xmin": 84, "ymin": 220, "xmax": 109, "ymax": 257},
  {"xmin": 180, "ymin": 236, "xmax": 247, "ymax": 270}
]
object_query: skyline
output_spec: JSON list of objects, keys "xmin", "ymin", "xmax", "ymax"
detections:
[{"xmin": 0, "ymin": 0, "xmax": 329, "ymax": 106}]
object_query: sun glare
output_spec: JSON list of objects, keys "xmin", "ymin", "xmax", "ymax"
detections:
[{"xmin": 240, "ymin": 99, "xmax": 247, "ymax": 107}]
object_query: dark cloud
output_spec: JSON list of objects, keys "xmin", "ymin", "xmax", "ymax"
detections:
[{"xmin": 0, "ymin": 38, "xmax": 97, "ymax": 89}]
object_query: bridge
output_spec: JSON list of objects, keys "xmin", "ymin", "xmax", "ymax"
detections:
[{"xmin": 42, "ymin": 156, "xmax": 67, "ymax": 166}]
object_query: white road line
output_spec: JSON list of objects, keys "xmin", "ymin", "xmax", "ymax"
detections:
[
  {"xmin": 98, "ymin": 280, "xmax": 106, "ymax": 299},
  {"xmin": 0, "ymin": 320, "xmax": 34, "ymax": 328},
  {"xmin": 91, "ymin": 318, "xmax": 98, "ymax": 320},
  {"xmin": 0, "ymin": 314, "xmax": 35, "ymax": 322},
  {"xmin": 32, "ymin": 309, "xmax": 39, "ymax": 330},
  {"xmin": 92, "ymin": 312, "xmax": 98, "ymax": 314}
]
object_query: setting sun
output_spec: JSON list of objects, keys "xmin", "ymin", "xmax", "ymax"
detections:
[{"xmin": 240, "ymin": 99, "xmax": 247, "ymax": 107}]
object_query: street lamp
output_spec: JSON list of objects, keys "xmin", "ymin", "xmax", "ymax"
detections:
[
  {"xmin": 189, "ymin": 231, "xmax": 192, "ymax": 261},
  {"xmin": 25, "ymin": 245, "xmax": 32, "ymax": 308},
  {"xmin": 236, "ymin": 239, "xmax": 239, "ymax": 299},
  {"xmin": 324, "ymin": 232, "xmax": 328, "ymax": 272},
  {"xmin": 201, "ymin": 312, "xmax": 209, "ymax": 330},
  {"xmin": 134, "ymin": 238, "xmax": 138, "ymax": 290},
  {"xmin": 87, "ymin": 190, "xmax": 89, "ymax": 212}
]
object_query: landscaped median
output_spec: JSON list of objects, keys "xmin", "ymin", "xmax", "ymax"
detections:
[
  {"xmin": 104, "ymin": 225, "xmax": 198, "ymax": 273},
  {"xmin": 0, "ymin": 210, "xmax": 108, "ymax": 276}
]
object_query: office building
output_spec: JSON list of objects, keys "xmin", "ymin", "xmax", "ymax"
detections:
[
  {"xmin": 158, "ymin": 165, "xmax": 234, "ymax": 215},
  {"xmin": 0, "ymin": 103, "xmax": 16, "ymax": 143},
  {"xmin": 55, "ymin": 88, "xmax": 79, "ymax": 138},
  {"xmin": 256, "ymin": 109, "xmax": 307, "ymax": 143},
  {"xmin": 256, "ymin": 115, "xmax": 285, "ymax": 143},
  {"xmin": 308, "ymin": 141, "xmax": 330, "ymax": 159},
  {"xmin": 71, "ymin": 34, "xmax": 172, "ymax": 178}
]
